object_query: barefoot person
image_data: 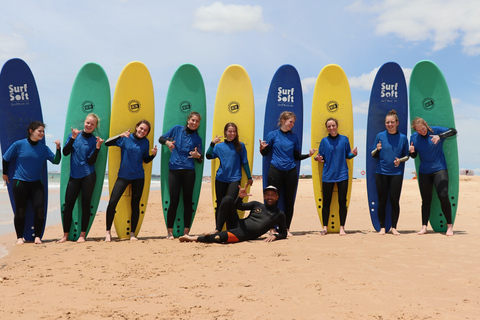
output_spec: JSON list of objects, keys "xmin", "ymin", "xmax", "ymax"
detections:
[
  {"xmin": 371, "ymin": 110, "xmax": 410, "ymax": 235},
  {"xmin": 159, "ymin": 111, "xmax": 203, "ymax": 239},
  {"xmin": 179, "ymin": 184, "xmax": 287, "ymax": 243},
  {"xmin": 410, "ymin": 117, "xmax": 457, "ymax": 236},
  {"xmin": 104, "ymin": 120, "xmax": 157, "ymax": 242},
  {"xmin": 206, "ymin": 122, "xmax": 253, "ymax": 228},
  {"xmin": 314, "ymin": 118, "xmax": 357, "ymax": 235},
  {"xmin": 260, "ymin": 111, "xmax": 315, "ymax": 236},
  {"xmin": 58, "ymin": 114, "xmax": 104, "ymax": 243},
  {"xmin": 2, "ymin": 121, "xmax": 61, "ymax": 244}
]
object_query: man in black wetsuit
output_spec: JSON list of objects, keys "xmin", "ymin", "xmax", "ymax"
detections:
[{"xmin": 179, "ymin": 184, "xmax": 287, "ymax": 243}]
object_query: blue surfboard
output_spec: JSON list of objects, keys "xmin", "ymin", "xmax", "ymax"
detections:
[
  {"xmin": 262, "ymin": 64, "xmax": 303, "ymax": 212},
  {"xmin": 366, "ymin": 62, "xmax": 408, "ymax": 232},
  {"xmin": 0, "ymin": 58, "xmax": 48, "ymax": 241}
]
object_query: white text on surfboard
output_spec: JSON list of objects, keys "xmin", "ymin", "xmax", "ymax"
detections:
[
  {"xmin": 278, "ymin": 87, "xmax": 295, "ymax": 103},
  {"xmin": 9, "ymin": 84, "xmax": 29, "ymax": 101},
  {"xmin": 381, "ymin": 82, "xmax": 398, "ymax": 98}
]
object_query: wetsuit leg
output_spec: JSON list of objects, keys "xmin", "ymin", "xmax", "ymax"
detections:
[
  {"xmin": 130, "ymin": 178, "xmax": 145, "ymax": 234},
  {"xmin": 418, "ymin": 172, "xmax": 434, "ymax": 225},
  {"xmin": 322, "ymin": 181, "xmax": 335, "ymax": 228},
  {"xmin": 433, "ymin": 169, "xmax": 452, "ymax": 224},
  {"xmin": 337, "ymin": 179, "xmax": 349, "ymax": 227},
  {"xmin": 389, "ymin": 175, "xmax": 403, "ymax": 229},
  {"xmin": 197, "ymin": 221, "xmax": 248, "ymax": 243},
  {"xmin": 181, "ymin": 170, "xmax": 196, "ymax": 228},
  {"xmin": 267, "ymin": 164, "xmax": 284, "ymax": 196},
  {"xmin": 63, "ymin": 177, "xmax": 83, "ymax": 233},
  {"xmin": 215, "ymin": 195, "xmax": 240, "ymax": 231},
  {"xmin": 106, "ymin": 178, "xmax": 130, "ymax": 231},
  {"xmin": 283, "ymin": 168, "xmax": 298, "ymax": 229},
  {"xmin": 214, "ymin": 180, "xmax": 228, "ymax": 222},
  {"xmin": 215, "ymin": 180, "xmax": 241, "ymax": 229},
  {"xmin": 80, "ymin": 172, "xmax": 96, "ymax": 233},
  {"xmin": 167, "ymin": 170, "xmax": 181, "ymax": 228},
  {"xmin": 375, "ymin": 174, "xmax": 389, "ymax": 229},
  {"xmin": 12, "ymin": 180, "xmax": 29, "ymax": 239},
  {"xmin": 167, "ymin": 169, "xmax": 195, "ymax": 228}
]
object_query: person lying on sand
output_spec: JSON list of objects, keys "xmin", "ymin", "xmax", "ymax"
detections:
[{"xmin": 179, "ymin": 184, "xmax": 287, "ymax": 243}]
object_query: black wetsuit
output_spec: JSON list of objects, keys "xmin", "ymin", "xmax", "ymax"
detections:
[{"xmin": 196, "ymin": 196, "xmax": 287, "ymax": 243}]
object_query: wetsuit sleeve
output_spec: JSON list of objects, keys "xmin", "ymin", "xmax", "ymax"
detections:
[
  {"xmin": 143, "ymin": 154, "xmax": 155, "ymax": 164},
  {"xmin": 87, "ymin": 148, "xmax": 100, "ymax": 166},
  {"xmin": 105, "ymin": 134, "xmax": 121, "ymax": 146},
  {"xmin": 293, "ymin": 150, "xmax": 309, "ymax": 161},
  {"xmin": 63, "ymin": 135, "xmax": 74, "ymax": 156},
  {"xmin": 158, "ymin": 136, "xmax": 167, "ymax": 145},
  {"xmin": 205, "ymin": 142, "xmax": 215, "ymax": 160},
  {"xmin": 260, "ymin": 145, "xmax": 270, "ymax": 156},
  {"xmin": 242, "ymin": 163, "xmax": 252, "ymax": 179},
  {"xmin": 439, "ymin": 128, "xmax": 457, "ymax": 139},
  {"xmin": 195, "ymin": 138, "xmax": 203, "ymax": 164},
  {"xmin": 235, "ymin": 197, "xmax": 256, "ymax": 211},
  {"xmin": 347, "ymin": 152, "xmax": 356, "ymax": 159},
  {"xmin": 52, "ymin": 148, "xmax": 61, "ymax": 165},
  {"xmin": 2, "ymin": 159, "xmax": 9, "ymax": 173},
  {"xmin": 274, "ymin": 212, "xmax": 288, "ymax": 240}
]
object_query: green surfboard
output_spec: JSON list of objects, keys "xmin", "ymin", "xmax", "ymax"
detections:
[
  {"xmin": 409, "ymin": 60, "xmax": 458, "ymax": 232},
  {"xmin": 60, "ymin": 62, "xmax": 111, "ymax": 240},
  {"xmin": 161, "ymin": 64, "xmax": 206, "ymax": 237}
]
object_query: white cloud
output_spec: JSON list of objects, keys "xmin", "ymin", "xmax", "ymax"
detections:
[
  {"xmin": 301, "ymin": 77, "xmax": 317, "ymax": 94},
  {"xmin": 349, "ymin": 67, "xmax": 379, "ymax": 91},
  {"xmin": 193, "ymin": 2, "xmax": 272, "ymax": 34},
  {"xmin": 353, "ymin": 100, "xmax": 369, "ymax": 115},
  {"xmin": 0, "ymin": 33, "xmax": 28, "ymax": 60},
  {"xmin": 351, "ymin": 0, "xmax": 480, "ymax": 55}
]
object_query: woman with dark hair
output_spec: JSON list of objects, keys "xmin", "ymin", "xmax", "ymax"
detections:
[
  {"xmin": 2, "ymin": 121, "xmax": 61, "ymax": 244},
  {"xmin": 410, "ymin": 116, "xmax": 457, "ymax": 236},
  {"xmin": 206, "ymin": 122, "xmax": 252, "ymax": 232},
  {"xmin": 159, "ymin": 111, "xmax": 203, "ymax": 239},
  {"xmin": 104, "ymin": 119, "xmax": 157, "ymax": 242}
]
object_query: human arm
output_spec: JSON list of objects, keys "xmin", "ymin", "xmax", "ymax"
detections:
[
  {"xmin": 347, "ymin": 147, "xmax": 358, "ymax": 159},
  {"xmin": 205, "ymin": 142, "xmax": 215, "ymax": 160},
  {"xmin": 430, "ymin": 128, "xmax": 457, "ymax": 145},
  {"xmin": 2, "ymin": 159, "xmax": 9, "ymax": 184},
  {"xmin": 293, "ymin": 148, "xmax": 317, "ymax": 161},
  {"xmin": 52, "ymin": 140, "xmax": 62, "ymax": 164},
  {"xmin": 143, "ymin": 145, "xmax": 158, "ymax": 164},
  {"xmin": 259, "ymin": 139, "xmax": 270, "ymax": 156},
  {"xmin": 266, "ymin": 213, "xmax": 287, "ymax": 242}
]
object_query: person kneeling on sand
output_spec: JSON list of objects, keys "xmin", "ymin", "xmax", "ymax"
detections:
[{"xmin": 179, "ymin": 184, "xmax": 287, "ymax": 243}]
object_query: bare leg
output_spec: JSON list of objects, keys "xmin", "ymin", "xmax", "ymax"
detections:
[
  {"xmin": 166, "ymin": 228, "xmax": 174, "ymax": 240},
  {"xmin": 57, "ymin": 233, "xmax": 69, "ymax": 243},
  {"xmin": 105, "ymin": 231, "xmax": 112, "ymax": 242},
  {"xmin": 446, "ymin": 224, "xmax": 453, "ymax": 236},
  {"xmin": 34, "ymin": 237, "xmax": 42, "ymax": 244},
  {"xmin": 16, "ymin": 238, "xmax": 24, "ymax": 245},
  {"xmin": 339, "ymin": 226, "xmax": 347, "ymax": 236},
  {"xmin": 391, "ymin": 228, "xmax": 401, "ymax": 236},
  {"xmin": 203, "ymin": 230, "xmax": 220, "ymax": 236},
  {"xmin": 77, "ymin": 232, "xmax": 86, "ymax": 243},
  {"xmin": 179, "ymin": 234, "xmax": 199, "ymax": 242},
  {"xmin": 184, "ymin": 227, "xmax": 190, "ymax": 236},
  {"xmin": 378, "ymin": 228, "xmax": 386, "ymax": 235},
  {"xmin": 417, "ymin": 225, "xmax": 428, "ymax": 235}
]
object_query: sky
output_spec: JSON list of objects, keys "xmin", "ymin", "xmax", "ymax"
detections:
[{"xmin": 1, "ymin": 0, "xmax": 479, "ymax": 178}]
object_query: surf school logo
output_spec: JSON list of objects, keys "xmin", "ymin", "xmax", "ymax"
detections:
[
  {"xmin": 128, "ymin": 100, "xmax": 140, "ymax": 113},
  {"xmin": 381, "ymin": 82, "xmax": 398, "ymax": 98},
  {"xmin": 278, "ymin": 87, "xmax": 295, "ymax": 105},
  {"xmin": 326, "ymin": 100, "xmax": 339, "ymax": 113},
  {"xmin": 179, "ymin": 100, "xmax": 192, "ymax": 113},
  {"xmin": 9, "ymin": 84, "xmax": 29, "ymax": 101},
  {"xmin": 82, "ymin": 100, "xmax": 95, "ymax": 113},
  {"xmin": 422, "ymin": 98, "xmax": 435, "ymax": 110},
  {"xmin": 228, "ymin": 101, "xmax": 240, "ymax": 114}
]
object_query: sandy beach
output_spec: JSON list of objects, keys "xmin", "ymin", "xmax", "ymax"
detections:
[{"xmin": 0, "ymin": 177, "xmax": 479, "ymax": 319}]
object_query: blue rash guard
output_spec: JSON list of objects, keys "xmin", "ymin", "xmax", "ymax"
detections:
[
  {"xmin": 373, "ymin": 130, "xmax": 409, "ymax": 176},
  {"xmin": 207, "ymin": 140, "xmax": 250, "ymax": 183},
  {"xmin": 64, "ymin": 132, "xmax": 98, "ymax": 179},
  {"xmin": 160, "ymin": 125, "xmax": 203, "ymax": 170},
  {"xmin": 264, "ymin": 129, "xmax": 301, "ymax": 171},
  {"xmin": 3, "ymin": 138, "xmax": 58, "ymax": 182},
  {"xmin": 410, "ymin": 126, "xmax": 450, "ymax": 174},
  {"xmin": 111, "ymin": 133, "xmax": 151, "ymax": 180},
  {"xmin": 318, "ymin": 134, "xmax": 352, "ymax": 183}
]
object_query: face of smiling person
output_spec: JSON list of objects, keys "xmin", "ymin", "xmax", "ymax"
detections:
[
  {"xmin": 414, "ymin": 124, "xmax": 428, "ymax": 136},
  {"xmin": 225, "ymin": 126, "xmax": 237, "ymax": 141},
  {"xmin": 187, "ymin": 115, "xmax": 200, "ymax": 131},
  {"xmin": 135, "ymin": 123, "xmax": 149, "ymax": 138},
  {"xmin": 29, "ymin": 126, "xmax": 45, "ymax": 142},
  {"xmin": 281, "ymin": 117, "xmax": 295, "ymax": 132},
  {"xmin": 263, "ymin": 190, "xmax": 279, "ymax": 207},
  {"xmin": 84, "ymin": 116, "xmax": 98, "ymax": 133},
  {"xmin": 385, "ymin": 115, "xmax": 398, "ymax": 134},
  {"xmin": 326, "ymin": 120, "xmax": 338, "ymax": 136}
]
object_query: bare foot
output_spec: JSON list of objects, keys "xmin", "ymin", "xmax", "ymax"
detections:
[
  {"xmin": 446, "ymin": 224, "xmax": 453, "ymax": 236},
  {"xmin": 130, "ymin": 235, "xmax": 138, "ymax": 241},
  {"xmin": 378, "ymin": 228, "xmax": 386, "ymax": 235},
  {"xmin": 391, "ymin": 228, "xmax": 401, "ymax": 236},
  {"xmin": 166, "ymin": 232, "xmax": 175, "ymax": 240},
  {"xmin": 417, "ymin": 226, "xmax": 428, "ymax": 235},
  {"xmin": 16, "ymin": 238, "xmax": 24, "ymax": 245},
  {"xmin": 339, "ymin": 227, "xmax": 347, "ymax": 236},
  {"xmin": 179, "ymin": 234, "xmax": 198, "ymax": 242},
  {"xmin": 105, "ymin": 232, "xmax": 112, "ymax": 242},
  {"xmin": 77, "ymin": 236, "xmax": 86, "ymax": 243},
  {"xmin": 287, "ymin": 230, "xmax": 293, "ymax": 237},
  {"xmin": 203, "ymin": 230, "xmax": 219, "ymax": 236},
  {"xmin": 318, "ymin": 230, "xmax": 327, "ymax": 236},
  {"xmin": 57, "ymin": 235, "xmax": 68, "ymax": 243},
  {"xmin": 34, "ymin": 237, "xmax": 42, "ymax": 244}
]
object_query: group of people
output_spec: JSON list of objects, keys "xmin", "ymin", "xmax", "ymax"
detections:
[{"xmin": 1, "ymin": 108, "xmax": 457, "ymax": 245}]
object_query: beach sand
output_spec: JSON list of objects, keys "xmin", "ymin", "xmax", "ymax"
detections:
[{"xmin": 0, "ymin": 177, "xmax": 479, "ymax": 319}]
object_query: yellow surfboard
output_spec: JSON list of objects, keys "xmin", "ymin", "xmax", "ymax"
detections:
[
  {"xmin": 109, "ymin": 61, "xmax": 155, "ymax": 239},
  {"xmin": 311, "ymin": 64, "xmax": 354, "ymax": 233},
  {"xmin": 211, "ymin": 65, "xmax": 254, "ymax": 219}
]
